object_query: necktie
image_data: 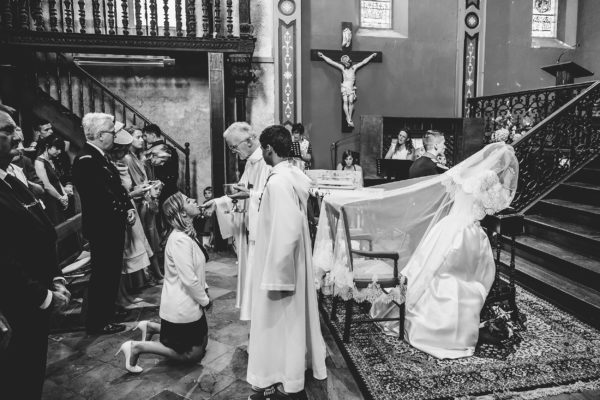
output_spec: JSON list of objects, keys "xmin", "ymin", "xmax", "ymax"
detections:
[{"xmin": 4, "ymin": 174, "xmax": 49, "ymax": 223}]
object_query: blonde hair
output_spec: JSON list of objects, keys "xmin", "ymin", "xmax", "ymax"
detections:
[{"xmin": 162, "ymin": 192, "xmax": 197, "ymax": 241}]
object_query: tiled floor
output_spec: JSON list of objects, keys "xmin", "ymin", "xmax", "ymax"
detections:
[{"xmin": 43, "ymin": 252, "xmax": 364, "ymax": 400}]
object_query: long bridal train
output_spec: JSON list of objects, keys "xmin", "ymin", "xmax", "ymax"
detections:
[{"xmin": 316, "ymin": 142, "xmax": 518, "ymax": 359}]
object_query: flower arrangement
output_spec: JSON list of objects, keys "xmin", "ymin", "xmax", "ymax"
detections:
[
  {"xmin": 480, "ymin": 303, "xmax": 526, "ymax": 350},
  {"xmin": 488, "ymin": 106, "xmax": 535, "ymax": 144}
]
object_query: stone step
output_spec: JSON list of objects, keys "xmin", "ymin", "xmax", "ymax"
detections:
[
  {"xmin": 573, "ymin": 167, "xmax": 600, "ymax": 184},
  {"xmin": 510, "ymin": 235, "xmax": 600, "ymax": 291},
  {"xmin": 499, "ymin": 251, "xmax": 600, "ymax": 329},
  {"xmin": 525, "ymin": 214, "xmax": 600, "ymax": 260},
  {"xmin": 552, "ymin": 181, "xmax": 600, "ymax": 206},
  {"xmin": 533, "ymin": 198, "xmax": 600, "ymax": 228}
]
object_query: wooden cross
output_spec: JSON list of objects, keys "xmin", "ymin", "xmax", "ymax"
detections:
[{"xmin": 311, "ymin": 22, "xmax": 383, "ymax": 132}]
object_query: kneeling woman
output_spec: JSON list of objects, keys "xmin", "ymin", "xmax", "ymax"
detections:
[{"xmin": 116, "ymin": 192, "xmax": 211, "ymax": 373}]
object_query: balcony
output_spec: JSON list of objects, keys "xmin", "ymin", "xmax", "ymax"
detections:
[{"xmin": 0, "ymin": 0, "xmax": 255, "ymax": 55}]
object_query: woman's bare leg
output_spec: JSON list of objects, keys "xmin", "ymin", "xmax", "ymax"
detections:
[{"xmin": 130, "ymin": 335, "xmax": 208, "ymax": 366}]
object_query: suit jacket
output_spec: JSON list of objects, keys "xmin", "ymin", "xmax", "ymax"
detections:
[
  {"xmin": 0, "ymin": 175, "xmax": 61, "ymax": 319},
  {"xmin": 72, "ymin": 143, "xmax": 133, "ymax": 239},
  {"xmin": 408, "ymin": 155, "xmax": 440, "ymax": 179}
]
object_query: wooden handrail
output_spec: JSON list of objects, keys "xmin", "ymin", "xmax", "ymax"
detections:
[
  {"xmin": 510, "ymin": 80, "xmax": 600, "ymax": 212},
  {"xmin": 58, "ymin": 53, "xmax": 186, "ymax": 153}
]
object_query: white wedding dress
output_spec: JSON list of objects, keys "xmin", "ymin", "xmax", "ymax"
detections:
[
  {"xmin": 401, "ymin": 186, "xmax": 496, "ymax": 358},
  {"xmin": 370, "ymin": 166, "xmax": 516, "ymax": 359},
  {"xmin": 314, "ymin": 143, "xmax": 518, "ymax": 359}
]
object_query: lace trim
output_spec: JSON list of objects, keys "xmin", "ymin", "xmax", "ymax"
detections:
[{"xmin": 321, "ymin": 273, "xmax": 407, "ymax": 304}]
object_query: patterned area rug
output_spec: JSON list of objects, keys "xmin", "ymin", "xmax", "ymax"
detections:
[{"xmin": 321, "ymin": 286, "xmax": 600, "ymax": 400}]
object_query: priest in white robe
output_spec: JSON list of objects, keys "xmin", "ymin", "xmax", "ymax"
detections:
[
  {"xmin": 203, "ymin": 122, "xmax": 271, "ymax": 321},
  {"xmin": 247, "ymin": 125, "xmax": 326, "ymax": 399}
]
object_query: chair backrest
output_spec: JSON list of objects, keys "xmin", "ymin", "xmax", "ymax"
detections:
[
  {"xmin": 55, "ymin": 213, "xmax": 87, "ymax": 268},
  {"xmin": 325, "ymin": 202, "xmax": 340, "ymax": 252},
  {"xmin": 340, "ymin": 206, "xmax": 355, "ymax": 272}
]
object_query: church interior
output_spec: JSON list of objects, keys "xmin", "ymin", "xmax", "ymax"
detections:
[{"xmin": 1, "ymin": 0, "xmax": 600, "ymax": 399}]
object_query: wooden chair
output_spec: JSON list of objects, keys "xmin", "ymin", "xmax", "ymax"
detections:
[{"xmin": 329, "ymin": 205, "xmax": 406, "ymax": 342}]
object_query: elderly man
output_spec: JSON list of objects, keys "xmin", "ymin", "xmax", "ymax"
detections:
[
  {"xmin": 203, "ymin": 122, "xmax": 271, "ymax": 321},
  {"xmin": 0, "ymin": 106, "xmax": 70, "ymax": 399},
  {"xmin": 72, "ymin": 113, "xmax": 135, "ymax": 335}
]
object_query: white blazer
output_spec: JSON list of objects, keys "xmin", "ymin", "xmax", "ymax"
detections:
[{"xmin": 159, "ymin": 230, "xmax": 210, "ymax": 323}]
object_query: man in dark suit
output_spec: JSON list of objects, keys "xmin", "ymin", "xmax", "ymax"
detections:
[
  {"xmin": 0, "ymin": 107, "xmax": 71, "ymax": 399},
  {"xmin": 409, "ymin": 130, "xmax": 446, "ymax": 179},
  {"xmin": 72, "ymin": 113, "xmax": 135, "ymax": 335}
]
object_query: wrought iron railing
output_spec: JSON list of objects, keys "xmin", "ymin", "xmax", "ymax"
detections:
[
  {"xmin": 1, "ymin": 0, "xmax": 252, "ymax": 39},
  {"xmin": 37, "ymin": 52, "xmax": 191, "ymax": 195},
  {"xmin": 510, "ymin": 80, "xmax": 600, "ymax": 212},
  {"xmin": 466, "ymin": 82, "xmax": 594, "ymax": 143}
]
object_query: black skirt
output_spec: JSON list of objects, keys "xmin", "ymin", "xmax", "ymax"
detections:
[{"xmin": 160, "ymin": 315, "xmax": 208, "ymax": 354}]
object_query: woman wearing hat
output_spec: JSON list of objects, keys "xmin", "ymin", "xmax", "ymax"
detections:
[{"xmin": 109, "ymin": 123, "xmax": 156, "ymax": 308}]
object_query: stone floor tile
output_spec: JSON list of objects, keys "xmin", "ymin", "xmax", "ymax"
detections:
[
  {"xmin": 201, "ymin": 339, "xmax": 235, "ymax": 365},
  {"xmin": 205, "ymin": 261, "xmax": 238, "ymax": 277},
  {"xmin": 209, "ymin": 379, "xmax": 252, "ymax": 400},
  {"xmin": 208, "ymin": 321, "xmax": 250, "ymax": 347}
]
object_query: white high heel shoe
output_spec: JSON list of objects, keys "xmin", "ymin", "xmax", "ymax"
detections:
[
  {"xmin": 115, "ymin": 341, "xmax": 143, "ymax": 373},
  {"xmin": 134, "ymin": 321, "xmax": 149, "ymax": 342}
]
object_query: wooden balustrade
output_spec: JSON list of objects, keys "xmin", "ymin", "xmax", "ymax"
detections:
[{"xmin": 0, "ymin": 0, "xmax": 254, "ymax": 53}]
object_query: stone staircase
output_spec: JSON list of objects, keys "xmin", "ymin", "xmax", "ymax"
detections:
[{"xmin": 500, "ymin": 157, "xmax": 600, "ymax": 329}]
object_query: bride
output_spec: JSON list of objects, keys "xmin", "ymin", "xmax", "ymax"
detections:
[{"xmin": 316, "ymin": 142, "xmax": 518, "ymax": 359}]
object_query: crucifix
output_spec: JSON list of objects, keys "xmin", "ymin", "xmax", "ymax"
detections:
[{"xmin": 311, "ymin": 22, "xmax": 383, "ymax": 132}]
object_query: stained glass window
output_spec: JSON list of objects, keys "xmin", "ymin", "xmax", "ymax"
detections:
[
  {"xmin": 531, "ymin": 0, "xmax": 558, "ymax": 38},
  {"xmin": 360, "ymin": 0, "xmax": 393, "ymax": 30}
]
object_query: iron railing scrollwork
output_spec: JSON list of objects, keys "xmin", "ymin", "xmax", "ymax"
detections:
[
  {"xmin": 36, "ymin": 52, "xmax": 191, "ymax": 196},
  {"xmin": 466, "ymin": 82, "xmax": 594, "ymax": 144},
  {"xmin": 510, "ymin": 80, "xmax": 600, "ymax": 212}
]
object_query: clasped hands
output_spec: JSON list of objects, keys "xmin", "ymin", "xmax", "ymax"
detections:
[{"xmin": 51, "ymin": 281, "xmax": 71, "ymax": 314}]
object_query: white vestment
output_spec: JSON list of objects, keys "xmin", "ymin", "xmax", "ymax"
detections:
[
  {"xmin": 247, "ymin": 161, "xmax": 327, "ymax": 393},
  {"xmin": 214, "ymin": 147, "xmax": 271, "ymax": 320}
]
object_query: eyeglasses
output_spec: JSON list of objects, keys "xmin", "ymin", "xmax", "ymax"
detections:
[
  {"xmin": 101, "ymin": 129, "xmax": 116, "ymax": 137},
  {"xmin": 228, "ymin": 136, "xmax": 251, "ymax": 151}
]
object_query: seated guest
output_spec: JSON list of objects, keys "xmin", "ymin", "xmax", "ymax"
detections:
[
  {"xmin": 116, "ymin": 192, "xmax": 211, "ymax": 373},
  {"xmin": 34, "ymin": 135, "xmax": 70, "ymax": 225},
  {"xmin": 384, "ymin": 129, "xmax": 416, "ymax": 161},
  {"xmin": 408, "ymin": 130, "xmax": 446, "ymax": 179},
  {"xmin": 337, "ymin": 150, "xmax": 363, "ymax": 173},
  {"xmin": 291, "ymin": 123, "xmax": 313, "ymax": 169}
]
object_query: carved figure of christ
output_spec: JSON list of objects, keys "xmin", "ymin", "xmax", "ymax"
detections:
[{"xmin": 318, "ymin": 51, "xmax": 378, "ymax": 128}]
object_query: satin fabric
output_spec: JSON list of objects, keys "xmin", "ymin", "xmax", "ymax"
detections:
[{"xmin": 371, "ymin": 189, "xmax": 495, "ymax": 358}]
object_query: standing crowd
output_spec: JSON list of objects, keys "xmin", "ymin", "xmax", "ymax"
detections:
[{"xmin": 0, "ymin": 108, "xmax": 326, "ymax": 400}]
